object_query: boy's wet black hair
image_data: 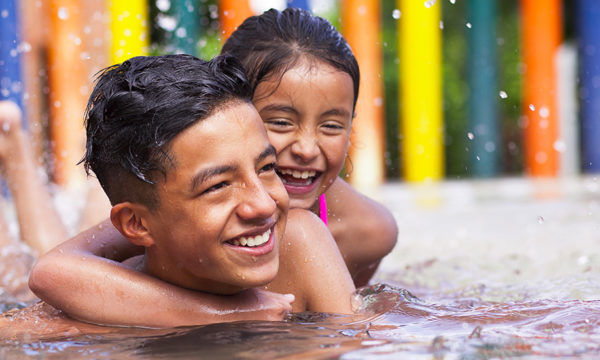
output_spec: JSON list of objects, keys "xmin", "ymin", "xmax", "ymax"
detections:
[
  {"xmin": 82, "ymin": 54, "xmax": 252, "ymax": 210},
  {"xmin": 221, "ymin": 7, "xmax": 360, "ymax": 111}
]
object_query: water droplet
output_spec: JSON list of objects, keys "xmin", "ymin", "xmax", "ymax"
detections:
[
  {"xmin": 424, "ymin": 0, "xmax": 436, "ymax": 8},
  {"xmin": 466, "ymin": 22, "xmax": 472, "ymax": 29},
  {"xmin": 2, "ymin": 122, "xmax": 11, "ymax": 132},
  {"xmin": 528, "ymin": 104, "xmax": 536, "ymax": 111},
  {"xmin": 537, "ymin": 216, "xmax": 544, "ymax": 224},
  {"xmin": 553, "ymin": 140, "xmax": 566, "ymax": 152},
  {"xmin": 57, "ymin": 7, "xmax": 69, "ymax": 20},
  {"xmin": 392, "ymin": 9, "xmax": 401, "ymax": 19},
  {"xmin": 449, "ymin": 0, "xmax": 456, "ymax": 3},
  {"xmin": 439, "ymin": 20, "xmax": 444, "ymax": 29},
  {"xmin": 1, "ymin": 10, "xmax": 8, "ymax": 18},
  {"xmin": 539, "ymin": 106, "xmax": 550, "ymax": 118},
  {"xmin": 499, "ymin": 90, "xmax": 507, "ymax": 99},
  {"xmin": 535, "ymin": 151, "xmax": 547, "ymax": 164},
  {"xmin": 467, "ymin": 132, "xmax": 475, "ymax": 140}
]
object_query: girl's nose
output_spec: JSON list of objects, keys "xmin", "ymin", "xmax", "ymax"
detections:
[{"xmin": 290, "ymin": 133, "xmax": 320, "ymax": 163}]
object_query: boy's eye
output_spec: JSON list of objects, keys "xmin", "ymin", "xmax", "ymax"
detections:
[
  {"xmin": 202, "ymin": 182, "xmax": 228, "ymax": 195},
  {"xmin": 260, "ymin": 162, "xmax": 277, "ymax": 174}
]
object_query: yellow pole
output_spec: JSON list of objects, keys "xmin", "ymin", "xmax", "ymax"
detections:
[
  {"xmin": 108, "ymin": 0, "xmax": 149, "ymax": 64},
  {"xmin": 398, "ymin": 0, "xmax": 443, "ymax": 182},
  {"xmin": 341, "ymin": 0, "xmax": 386, "ymax": 188}
]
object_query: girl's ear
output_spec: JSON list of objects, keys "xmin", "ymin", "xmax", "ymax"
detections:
[{"xmin": 110, "ymin": 202, "xmax": 155, "ymax": 248}]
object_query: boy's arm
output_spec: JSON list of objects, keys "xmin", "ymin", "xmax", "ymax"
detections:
[
  {"xmin": 28, "ymin": 219, "xmax": 294, "ymax": 328},
  {"xmin": 273, "ymin": 209, "xmax": 356, "ymax": 313}
]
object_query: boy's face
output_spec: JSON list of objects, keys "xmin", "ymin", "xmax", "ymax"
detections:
[{"xmin": 142, "ymin": 101, "xmax": 288, "ymax": 294}]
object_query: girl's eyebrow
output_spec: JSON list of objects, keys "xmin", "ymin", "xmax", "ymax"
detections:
[
  {"xmin": 259, "ymin": 104, "xmax": 298, "ymax": 115},
  {"xmin": 261, "ymin": 104, "xmax": 351, "ymax": 119},
  {"xmin": 321, "ymin": 108, "xmax": 351, "ymax": 118}
]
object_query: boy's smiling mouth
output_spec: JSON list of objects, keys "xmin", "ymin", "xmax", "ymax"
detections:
[
  {"xmin": 229, "ymin": 228, "xmax": 272, "ymax": 247},
  {"xmin": 277, "ymin": 168, "xmax": 320, "ymax": 187}
]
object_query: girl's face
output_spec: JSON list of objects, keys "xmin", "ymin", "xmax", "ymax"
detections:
[{"xmin": 253, "ymin": 59, "xmax": 354, "ymax": 210}]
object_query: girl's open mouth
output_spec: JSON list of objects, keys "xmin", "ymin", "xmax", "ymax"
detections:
[{"xmin": 276, "ymin": 168, "xmax": 320, "ymax": 187}]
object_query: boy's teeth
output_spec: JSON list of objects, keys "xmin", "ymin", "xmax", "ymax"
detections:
[{"xmin": 233, "ymin": 229, "xmax": 271, "ymax": 248}]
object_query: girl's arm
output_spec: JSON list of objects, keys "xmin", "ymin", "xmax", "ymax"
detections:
[
  {"xmin": 0, "ymin": 101, "xmax": 69, "ymax": 254},
  {"xmin": 325, "ymin": 178, "xmax": 398, "ymax": 287},
  {"xmin": 28, "ymin": 219, "xmax": 294, "ymax": 328}
]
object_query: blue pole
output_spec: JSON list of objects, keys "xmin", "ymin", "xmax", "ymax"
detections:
[
  {"xmin": 0, "ymin": 0, "xmax": 23, "ymax": 110},
  {"xmin": 578, "ymin": 0, "xmax": 600, "ymax": 172},
  {"xmin": 466, "ymin": 0, "xmax": 499, "ymax": 177},
  {"xmin": 287, "ymin": 0, "xmax": 310, "ymax": 10}
]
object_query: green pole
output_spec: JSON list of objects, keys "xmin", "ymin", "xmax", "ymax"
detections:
[
  {"xmin": 169, "ymin": 0, "xmax": 200, "ymax": 55},
  {"xmin": 466, "ymin": 0, "xmax": 499, "ymax": 177}
]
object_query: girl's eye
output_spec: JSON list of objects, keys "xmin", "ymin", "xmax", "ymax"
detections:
[
  {"xmin": 265, "ymin": 118, "xmax": 292, "ymax": 127},
  {"xmin": 202, "ymin": 182, "xmax": 228, "ymax": 195},
  {"xmin": 260, "ymin": 162, "xmax": 277, "ymax": 174},
  {"xmin": 322, "ymin": 123, "xmax": 344, "ymax": 130}
]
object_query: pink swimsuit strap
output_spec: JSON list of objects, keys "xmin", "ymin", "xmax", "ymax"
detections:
[{"xmin": 318, "ymin": 193, "xmax": 328, "ymax": 226}]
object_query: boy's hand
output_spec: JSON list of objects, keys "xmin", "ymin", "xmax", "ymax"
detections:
[{"xmin": 228, "ymin": 288, "xmax": 294, "ymax": 321}]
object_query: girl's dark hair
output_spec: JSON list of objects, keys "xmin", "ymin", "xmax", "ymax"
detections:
[{"xmin": 221, "ymin": 7, "xmax": 360, "ymax": 110}]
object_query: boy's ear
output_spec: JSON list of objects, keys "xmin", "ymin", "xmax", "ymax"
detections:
[{"xmin": 110, "ymin": 202, "xmax": 155, "ymax": 248}]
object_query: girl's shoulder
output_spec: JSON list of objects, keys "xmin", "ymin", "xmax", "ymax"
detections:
[{"xmin": 325, "ymin": 178, "xmax": 398, "ymax": 246}]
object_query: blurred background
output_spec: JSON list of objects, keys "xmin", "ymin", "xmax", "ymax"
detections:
[{"xmin": 0, "ymin": 0, "xmax": 595, "ymax": 192}]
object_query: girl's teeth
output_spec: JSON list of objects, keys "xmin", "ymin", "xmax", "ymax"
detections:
[{"xmin": 280, "ymin": 169, "xmax": 316, "ymax": 179}]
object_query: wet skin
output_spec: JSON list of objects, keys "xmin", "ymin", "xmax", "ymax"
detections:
[
  {"xmin": 253, "ymin": 58, "xmax": 354, "ymax": 211},
  {"xmin": 124, "ymin": 101, "xmax": 289, "ymax": 295}
]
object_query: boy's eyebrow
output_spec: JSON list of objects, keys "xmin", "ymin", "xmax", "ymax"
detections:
[
  {"xmin": 257, "ymin": 144, "xmax": 277, "ymax": 164},
  {"xmin": 190, "ymin": 145, "xmax": 277, "ymax": 192},
  {"xmin": 190, "ymin": 165, "xmax": 235, "ymax": 193}
]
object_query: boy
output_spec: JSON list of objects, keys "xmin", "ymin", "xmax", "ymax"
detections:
[{"xmin": 24, "ymin": 54, "xmax": 355, "ymax": 330}]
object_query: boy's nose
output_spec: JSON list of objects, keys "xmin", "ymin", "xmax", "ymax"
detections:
[
  {"xmin": 236, "ymin": 178, "xmax": 277, "ymax": 221},
  {"xmin": 290, "ymin": 134, "xmax": 319, "ymax": 163}
]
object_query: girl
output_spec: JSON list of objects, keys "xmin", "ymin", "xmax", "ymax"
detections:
[{"xmin": 29, "ymin": 8, "xmax": 397, "ymax": 326}]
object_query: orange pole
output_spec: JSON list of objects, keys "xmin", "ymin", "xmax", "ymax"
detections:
[
  {"xmin": 341, "ymin": 0, "xmax": 385, "ymax": 188},
  {"xmin": 521, "ymin": 0, "xmax": 562, "ymax": 176},
  {"xmin": 218, "ymin": 0, "xmax": 254, "ymax": 42},
  {"xmin": 46, "ymin": 0, "xmax": 87, "ymax": 187}
]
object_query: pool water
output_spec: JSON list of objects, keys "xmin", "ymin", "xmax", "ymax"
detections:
[{"xmin": 1, "ymin": 176, "xmax": 600, "ymax": 358}]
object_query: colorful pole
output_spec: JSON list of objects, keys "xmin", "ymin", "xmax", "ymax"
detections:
[
  {"xmin": 341, "ymin": 0, "xmax": 385, "ymax": 187},
  {"xmin": 466, "ymin": 0, "xmax": 499, "ymax": 177},
  {"xmin": 287, "ymin": 0, "xmax": 310, "ymax": 10},
  {"xmin": 47, "ymin": 0, "xmax": 87, "ymax": 187},
  {"xmin": 108, "ymin": 0, "xmax": 149, "ymax": 64},
  {"xmin": 168, "ymin": 0, "xmax": 200, "ymax": 55},
  {"xmin": 577, "ymin": 0, "xmax": 600, "ymax": 172},
  {"xmin": 218, "ymin": 0, "xmax": 254, "ymax": 42},
  {"xmin": 0, "ymin": 0, "xmax": 23, "ymax": 110},
  {"xmin": 398, "ymin": 0, "xmax": 443, "ymax": 182},
  {"xmin": 520, "ymin": 0, "xmax": 561, "ymax": 177}
]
